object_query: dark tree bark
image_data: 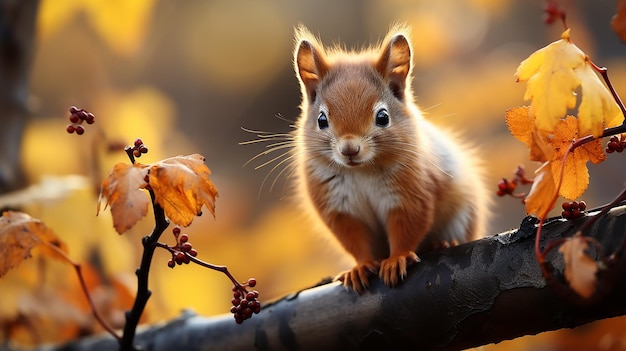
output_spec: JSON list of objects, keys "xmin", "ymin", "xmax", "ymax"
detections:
[
  {"xmin": 0, "ymin": 0, "xmax": 38, "ymax": 195},
  {"xmin": 37, "ymin": 204, "xmax": 626, "ymax": 351}
]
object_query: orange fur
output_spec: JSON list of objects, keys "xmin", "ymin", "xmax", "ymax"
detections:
[{"xmin": 293, "ymin": 24, "xmax": 488, "ymax": 292}]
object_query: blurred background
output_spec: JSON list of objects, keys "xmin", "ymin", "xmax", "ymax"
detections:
[{"xmin": 1, "ymin": 0, "xmax": 626, "ymax": 349}]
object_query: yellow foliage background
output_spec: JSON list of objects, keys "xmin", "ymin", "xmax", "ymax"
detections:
[{"xmin": 2, "ymin": 0, "xmax": 626, "ymax": 349}]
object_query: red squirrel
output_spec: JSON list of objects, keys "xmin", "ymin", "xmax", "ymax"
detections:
[{"xmin": 290, "ymin": 24, "xmax": 489, "ymax": 293}]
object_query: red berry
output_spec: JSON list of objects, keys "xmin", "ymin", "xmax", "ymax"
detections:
[
  {"xmin": 69, "ymin": 114, "xmax": 80, "ymax": 123},
  {"xmin": 562, "ymin": 202, "xmax": 571, "ymax": 211},
  {"xmin": 179, "ymin": 233, "xmax": 188, "ymax": 243},
  {"xmin": 232, "ymin": 298, "xmax": 241, "ymax": 306},
  {"xmin": 86, "ymin": 114, "xmax": 95, "ymax": 124},
  {"xmin": 173, "ymin": 227, "xmax": 181, "ymax": 236},
  {"xmin": 75, "ymin": 125, "xmax": 85, "ymax": 135},
  {"xmin": 134, "ymin": 138, "xmax": 143, "ymax": 147},
  {"xmin": 247, "ymin": 278, "xmax": 257, "ymax": 288},
  {"xmin": 175, "ymin": 252, "xmax": 185, "ymax": 263},
  {"xmin": 66, "ymin": 125, "xmax": 76, "ymax": 134},
  {"xmin": 181, "ymin": 242, "xmax": 192, "ymax": 252},
  {"xmin": 167, "ymin": 259, "xmax": 175, "ymax": 268},
  {"xmin": 188, "ymin": 248, "xmax": 198, "ymax": 257},
  {"xmin": 139, "ymin": 146, "xmax": 148, "ymax": 154},
  {"xmin": 69, "ymin": 106, "xmax": 79, "ymax": 114},
  {"xmin": 133, "ymin": 149, "xmax": 141, "ymax": 158},
  {"xmin": 579, "ymin": 201, "xmax": 587, "ymax": 211}
]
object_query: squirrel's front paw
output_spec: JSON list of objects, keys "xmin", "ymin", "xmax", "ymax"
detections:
[
  {"xmin": 334, "ymin": 261, "xmax": 379, "ymax": 293},
  {"xmin": 379, "ymin": 252, "xmax": 420, "ymax": 287}
]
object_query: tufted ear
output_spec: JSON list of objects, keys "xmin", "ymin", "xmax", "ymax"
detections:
[
  {"xmin": 294, "ymin": 26, "xmax": 329, "ymax": 104},
  {"xmin": 376, "ymin": 32, "xmax": 412, "ymax": 100}
]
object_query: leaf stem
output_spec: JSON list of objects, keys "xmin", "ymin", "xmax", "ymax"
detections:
[
  {"xmin": 119, "ymin": 190, "xmax": 169, "ymax": 351},
  {"xmin": 587, "ymin": 59, "xmax": 626, "ymax": 124}
]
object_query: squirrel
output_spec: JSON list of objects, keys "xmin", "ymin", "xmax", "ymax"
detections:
[{"xmin": 266, "ymin": 24, "xmax": 489, "ymax": 293}]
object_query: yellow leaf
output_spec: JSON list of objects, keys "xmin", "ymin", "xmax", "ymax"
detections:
[
  {"xmin": 515, "ymin": 29, "xmax": 582, "ymax": 133},
  {"xmin": 577, "ymin": 66, "xmax": 623, "ymax": 137},
  {"xmin": 98, "ymin": 162, "xmax": 151, "ymax": 234},
  {"xmin": 515, "ymin": 29, "xmax": 621, "ymax": 138},
  {"xmin": 148, "ymin": 154, "xmax": 219, "ymax": 227},
  {"xmin": 0, "ymin": 211, "xmax": 68, "ymax": 278},
  {"xmin": 524, "ymin": 162, "xmax": 558, "ymax": 218},
  {"xmin": 558, "ymin": 234, "xmax": 598, "ymax": 299}
]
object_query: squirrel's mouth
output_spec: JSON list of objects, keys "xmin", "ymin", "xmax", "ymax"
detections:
[{"xmin": 343, "ymin": 156, "xmax": 364, "ymax": 167}]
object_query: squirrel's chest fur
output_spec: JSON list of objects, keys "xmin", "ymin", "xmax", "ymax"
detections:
[{"xmin": 308, "ymin": 164, "xmax": 402, "ymax": 234}]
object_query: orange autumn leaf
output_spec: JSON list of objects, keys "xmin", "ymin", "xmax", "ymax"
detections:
[
  {"xmin": 148, "ymin": 154, "xmax": 218, "ymax": 227},
  {"xmin": 559, "ymin": 234, "xmax": 598, "ymax": 299},
  {"xmin": 515, "ymin": 29, "xmax": 621, "ymax": 137},
  {"xmin": 524, "ymin": 162, "xmax": 558, "ymax": 218},
  {"xmin": 505, "ymin": 106, "xmax": 554, "ymax": 162},
  {"xmin": 98, "ymin": 162, "xmax": 151, "ymax": 234},
  {"xmin": 549, "ymin": 116, "xmax": 606, "ymax": 200},
  {"xmin": 0, "ymin": 211, "xmax": 68, "ymax": 278}
]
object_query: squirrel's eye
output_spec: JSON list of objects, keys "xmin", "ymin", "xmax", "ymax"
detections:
[
  {"xmin": 375, "ymin": 109, "xmax": 390, "ymax": 127},
  {"xmin": 318, "ymin": 111, "xmax": 329, "ymax": 129}
]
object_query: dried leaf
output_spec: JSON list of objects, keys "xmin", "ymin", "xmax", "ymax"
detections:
[
  {"xmin": 98, "ymin": 162, "xmax": 151, "ymax": 234},
  {"xmin": 559, "ymin": 234, "xmax": 598, "ymax": 299},
  {"xmin": 148, "ymin": 154, "xmax": 219, "ymax": 227},
  {"xmin": 0, "ymin": 211, "xmax": 67, "ymax": 278}
]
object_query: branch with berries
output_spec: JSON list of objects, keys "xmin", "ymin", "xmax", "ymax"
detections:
[{"xmin": 63, "ymin": 106, "xmax": 260, "ymax": 350}]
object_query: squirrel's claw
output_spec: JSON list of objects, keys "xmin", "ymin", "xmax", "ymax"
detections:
[
  {"xmin": 379, "ymin": 252, "xmax": 420, "ymax": 287},
  {"xmin": 335, "ymin": 261, "xmax": 379, "ymax": 293}
]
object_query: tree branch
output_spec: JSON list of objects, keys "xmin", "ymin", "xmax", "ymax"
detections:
[{"xmin": 39, "ymin": 204, "xmax": 626, "ymax": 351}]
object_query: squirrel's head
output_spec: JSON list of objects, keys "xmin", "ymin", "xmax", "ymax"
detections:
[{"xmin": 294, "ymin": 25, "xmax": 419, "ymax": 169}]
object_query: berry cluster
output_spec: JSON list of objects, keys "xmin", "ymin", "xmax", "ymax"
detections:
[
  {"xmin": 126, "ymin": 138, "xmax": 149, "ymax": 159},
  {"xmin": 606, "ymin": 135, "xmax": 626, "ymax": 153},
  {"xmin": 66, "ymin": 106, "xmax": 95, "ymax": 135},
  {"xmin": 561, "ymin": 201, "xmax": 587, "ymax": 220},
  {"xmin": 166, "ymin": 227, "xmax": 198, "ymax": 268},
  {"xmin": 231, "ymin": 278, "xmax": 260, "ymax": 324},
  {"xmin": 496, "ymin": 178, "xmax": 517, "ymax": 197}
]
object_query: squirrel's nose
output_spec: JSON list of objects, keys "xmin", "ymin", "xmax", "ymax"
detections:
[{"xmin": 340, "ymin": 141, "xmax": 360, "ymax": 157}]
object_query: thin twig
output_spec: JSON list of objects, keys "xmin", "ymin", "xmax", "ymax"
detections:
[
  {"xmin": 42, "ymin": 241, "xmax": 121, "ymax": 341},
  {"xmin": 154, "ymin": 242, "xmax": 244, "ymax": 289}
]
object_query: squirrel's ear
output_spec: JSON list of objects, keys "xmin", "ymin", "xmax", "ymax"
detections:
[
  {"xmin": 376, "ymin": 32, "xmax": 412, "ymax": 100},
  {"xmin": 294, "ymin": 28, "xmax": 328, "ymax": 104}
]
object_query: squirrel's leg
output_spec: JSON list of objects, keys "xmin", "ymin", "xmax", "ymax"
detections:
[
  {"xmin": 327, "ymin": 212, "xmax": 379, "ymax": 293},
  {"xmin": 380, "ymin": 207, "xmax": 431, "ymax": 287}
]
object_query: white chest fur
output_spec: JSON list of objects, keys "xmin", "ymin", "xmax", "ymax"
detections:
[{"xmin": 310, "ymin": 166, "xmax": 400, "ymax": 233}]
